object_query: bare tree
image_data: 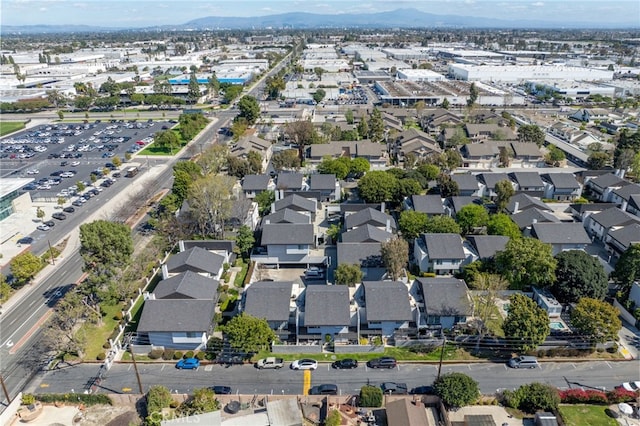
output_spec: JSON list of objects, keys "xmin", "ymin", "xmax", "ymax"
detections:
[
  {"xmin": 187, "ymin": 175, "xmax": 235, "ymax": 238},
  {"xmin": 381, "ymin": 237, "xmax": 409, "ymax": 281}
]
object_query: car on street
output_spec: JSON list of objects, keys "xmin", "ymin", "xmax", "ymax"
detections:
[
  {"xmin": 43, "ymin": 220, "xmax": 55, "ymax": 228},
  {"xmin": 52, "ymin": 212, "xmax": 67, "ymax": 220},
  {"xmin": 17, "ymin": 237, "xmax": 34, "ymax": 245},
  {"xmin": 309, "ymin": 384, "xmax": 338, "ymax": 395},
  {"xmin": 617, "ymin": 381, "xmax": 640, "ymax": 392},
  {"xmin": 291, "ymin": 359, "xmax": 318, "ymax": 370},
  {"xmin": 37, "ymin": 224, "xmax": 50, "ymax": 231},
  {"xmin": 256, "ymin": 357, "xmax": 284, "ymax": 369},
  {"xmin": 210, "ymin": 385, "xmax": 232, "ymax": 395},
  {"xmin": 380, "ymin": 382, "xmax": 408, "ymax": 395},
  {"xmin": 175, "ymin": 358, "xmax": 200, "ymax": 370},
  {"xmin": 410, "ymin": 386, "xmax": 435, "ymax": 395},
  {"xmin": 70, "ymin": 161, "xmax": 80, "ymax": 166},
  {"xmin": 331, "ymin": 359, "xmax": 358, "ymax": 369},
  {"xmin": 63, "ymin": 207, "xmax": 75, "ymax": 213},
  {"xmin": 366, "ymin": 357, "xmax": 397, "ymax": 369}
]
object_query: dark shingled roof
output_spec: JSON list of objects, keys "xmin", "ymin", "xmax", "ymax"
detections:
[
  {"xmin": 304, "ymin": 286, "xmax": 351, "ymax": 327},
  {"xmin": 309, "ymin": 174, "xmax": 337, "ymax": 191},
  {"xmin": 507, "ymin": 193, "xmax": 551, "ymax": 213},
  {"xmin": 466, "ymin": 235, "xmax": 510, "ymax": 259},
  {"xmin": 273, "ymin": 194, "xmax": 316, "ymax": 213},
  {"xmin": 154, "ymin": 270, "xmax": 219, "ymax": 300},
  {"xmin": 345, "ymin": 207, "xmax": 396, "ymax": 230},
  {"xmin": 541, "ymin": 173, "xmax": 581, "ymax": 190},
  {"xmin": 263, "ymin": 208, "xmax": 310, "ymax": 224},
  {"xmin": 478, "ymin": 172, "xmax": 511, "ymax": 190},
  {"xmin": 180, "ymin": 240, "xmax": 235, "ymax": 254},
  {"xmin": 243, "ymin": 281, "xmax": 293, "ymax": 322},
  {"xmin": 242, "ymin": 174, "xmax": 271, "ymax": 191},
  {"xmin": 451, "ymin": 173, "xmax": 480, "ymax": 191},
  {"xmin": 336, "ymin": 242, "xmax": 383, "ymax": 267},
  {"xmin": 341, "ymin": 224, "xmax": 393, "ymax": 243},
  {"xmin": 166, "ymin": 247, "xmax": 225, "ymax": 275},
  {"xmin": 410, "ymin": 195, "xmax": 444, "ymax": 215},
  {"xmin": 589, "ymin": 207, "xmax": 640, "ymax": 229},
  {"xmin": 276, "ymin": 172, "xmax": 304, "ymax": 190},
  {"xmin": 608, "ymin": 223, "xmax": 640, "ymax": 251},
  {"xmin": 261, "ymin": 223, "xmax": 314, "ymax": 245},
  {"xmin": 362, "ymin": 281, "xmax": 413, "ymax": 322},
  {"xmin": 509, "ymin": 171, "xmax": 544, "ymax": 188},
  {"xmin": 531, "ymin": 222, "xmax": 591, "ymax": 245},
  {"xmin": 422, "ymin": 233, "xmax": 465, "ymax": 259},
  {"xmin": 417, "ymin": 277, "xmax": 473, "ymax": 317},
  {"xmin": 511, "ymin": 208, "xmax": 559, "ymax": 229},
  {"xmin": 446, "ymin": 196, "xmax": 482, "ymax": 215},
  {"xmin": 588, "ymin": 173, "xmax": 629, "ymax": 190},
  {"xmin": 137, "ymin": 299, "xmax": 215, "ymax": 332}
]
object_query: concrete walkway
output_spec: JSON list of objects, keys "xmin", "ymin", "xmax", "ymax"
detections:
[{"xmin": 618, "ymin": 320, "xmax": 640, "ymax": 360}]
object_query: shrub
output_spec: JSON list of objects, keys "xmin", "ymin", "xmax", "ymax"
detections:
[
  {"xmin": 146, "ymin": 386, "xmax": 173, "ymax": 414},
  {"xmin": 325, "ymin": 409, "xmax": 342, "ymax": 426},
  {"xmin": 22, "ymin": 394, "xmax": 35, "ymax": 405},
  {"xmin": 169, "ymin": 400, "xmax": 179, "ymax": 409},
  {"xmin": 36, "ymin": 394, "xmax": 112, "ymax": 406},
  {"xmin": 162, "ymin": 349, "xmax": 175, "ymax": 361},
  {"xmin": 434, "ymin": 373, "xmax": 480, "ymax": 409},
  {"xmin": 96, "ymin": 352, "xmax": 106, "ymax": 361},
  {"xmin": 102, "ymin": 342, "xmax": 111, "ymax": 349},
  {"xmin": 195, "ymin": 352, "xmax": 206, "ymax": 360},
  {"xmin": 148, "ymin": 349, "xmax": 164, "ymax": 359},
  {"xmin": 559, "ymin": 388, "xmax": 607, "ymax": 404},
  {"xmin": 113, "ymin": 312, "xmax": 124, "ymax": 321},
  {"xmin": 220, "ymin": 284, "xmax": 229, "ymax": 292},
  {"xmin": 359, "ymin": 385, "xmax": 383, "ymax": 407},
  {"xmin": 184, "ymin": 351, "xmax": 194, "ymax": 359},
  {"xmin": 606, "ymin": 388, "xmax": 638, "ymax": 403},
  {"xmin": 509, "ymin": 383, "xmax": 559, "ymax": 413},
  {"xmin": 173, "ymin": 351, "xmax": 183, "ymax": 360},
  {"xmin": 606, "ymin": 343, "xmax": 618, "ymax": 354}
]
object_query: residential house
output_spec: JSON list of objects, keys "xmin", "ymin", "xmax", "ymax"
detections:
[
  {"xmin": 336, "ymin": 242, "xmax": 385, "ymax": 281},
  {"xmin": 229, "ymin": 135, "xmax": 272, "ymax": 172},
  {"xmin": 585, "ymin": 207, "xmax": 640, "ymax": 241},
  {"xmin": 137, "ymin": 299, "xmax": 216, "ymax": 350},
  {"xmin": 532, "ymin": 287, "xmax": 563, "ymax": 318},
  {"xmin": 509, "ymin": 172, "xmax": 545, "ymax": 197},
  {"xmin": 465, "ymin": 123, "xmax": 515, "ymax": 142},
  {"xmin": 381, "ymin": 111, "xmax": 404, "ymax": 132},
  {"xmin": 264, "ymin": 208, "xmax": 311, "ymax": 224},
  {"xmin": 255, "ymin": 223, "xmax": 317, "ymax": 265},
  {"xmin": 307, "ymin": 140, "xmax": 387, "ymax": 169},
  {"xmin": 416, "ymin": 277, "xmax": 473, "ymax": 329},
  {"xmin": 404, "ymin": 194, "xmax": 445, "ymax": 216},
  {"xmin": 477, "ymin": 172, "xmax": 511, "ymax": 199},
  {"xmin": 451, "ymin": 173, "xmax": 481, "ymax": 196},
  {"xmin": 357, "ymin": 281, "xmax": 414, "ymax": 339},
  {"xmin": 541, "ymin": 173, "xmax": 582, "ymax": 201},
  {"xmin": 506, "ymin": 193, "xmax": 552, "ymax": 215},
  {"xmin": 272, "ymin": 194, "xmax": 317, "ymax": 221},
  {"xmin": 300, "ymin": 285, "xmax": 352, "ymax": 343},
  {"xmin": 460, "ymin": 143, "xmax": 500, "ymax": 169},
  {"xmin": 421, "ymin": 108, "xmax": 463, "ymax": 134},
  {"xmin": 584, "ymin": 173, "xmax": 630, "ymax": 202},
  {"xmin": 341, "ymin": 224, "xmax": 394, "ymax": 243},
  {"xmin": 308, "ymin": 174, "xmax": 340, "ymax": 202},
  {"xmin": 531, "ymin": 222, "xmax": 591, "ymax": 255},
  {"xmin": 393, "ymin": 128, "xmax": 442, "ymax": 163},
  {"xmin": 605, "ymin": 223, "xmax": 640, "ymax": 258},
  {"xmin": 625, "ymin": 194, "xmax": 640, "ymax": 218},
  {"xmin": 162, "ymin": 246, "xmax": 226, "ymax": 281},
  {"xmin": 609, "ymin": 183, "xmax": 640, "ymax": 211},
  {"xmin": 151, "ymin": 271, "xmax": 219, "ymax": 300},
  {"xmin": 179, "ymin": 240, "xmax": 236, "ymax": 261},
  {"xmin": 466, "ymin": 235, "xmax": 510, "ymax": 260},
  {"xmin": 344, "ymin": 207, "xmax": 396, "ymax": 232},
  {"xmin": 242, "ymin": 281, "xmax": 296, "ymax": 341},
  {"xmin": 275, "ymin": 173, "xmax": 307, "ymax": 199},
  {"xmin": 414, "ymin": 233, "xmax": 468, "ymax": 275},
  {"xmin": 512, "ymin": 208, "xmax": 560, "ymax": 231},
  {"xmin": 385, "ymin": 399, "xmax": 431, "ymax": 426},
  {"xmin": 241, "ymin": 174, "xmax": 272, "ymax": 199},
  {"xmin": 510, "ymin": 142, "xmax": 545, "ymax": 168},
  {"xmin": 549, "ymin": 121, "xmax": 581, "ymax": 141},
  {"xmin": 444, "ymin": 196, "xmax": 482, "ymax": 218},
  {"xmin": 569, "ymin": 108, "xmax": 610, "ymax": 123},
  {"xmin": 566, "ymin": 202, "xmax": 613, "ymax": 222}
]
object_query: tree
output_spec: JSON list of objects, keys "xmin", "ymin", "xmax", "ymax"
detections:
[
  {"xmin": 502, "ymin": 293, "xmax": 550, "ymax": 351},
  {"xmin": 552, "ymin": 250, "xmax": 608, "ymax": 303},
  {"xmin": 496, "ymin": 237, "xmax": 556, "ymax": 289},
  {"xmin": 324, "ymin": 409, "xmax": 342, "ymax": 426},
  {"xmin": 494, "ymin": 179, "xmax": 515, "ymax": 213},
  {"xmin": 357, "ymin": 116, "xmax": 369, "ymax": 140},
  {"xmin": 434, "ymin": 373, "xmax": 479, "ymax": 408},
  {"xmin": 517, "ymin": 124, "xmax": 545, "ymax": 146},
  {"xmin": 146, "ymin": 385, "xmax": 174, "ymax": 418},
  {"xmin": 57, "ymin": 110, "xmax": 64, "ymax": 120},
  {"xmin": 467, "ymin": 83, "xmax": 479, "ymax": 108},
  {"xmin": 36, "ymin": 206, "xmax": 45, "ymax": 221},
  {"xmin": 472, "ymin": 273, "xmax": 509, "ymax": 351},
  {"xmin": 186, "ymin": 175, "xmax": 235, "ymax": 238},
  {"xmin": 222, "ymin": 313, "xmax": 276, "ymax": 353},
  {"xmin": 317, "ymin": 157, "xmax": 350, "ymax": 180},
  {"xmin": 255, "ymin": 190, "xmax": 275, "ymax": 216},
  {"xmin": 285, "ymin": 120, "xmax": 315, "ymax": 160},
  {"xmin": 350, "ymin": 157, "xmax": 370, "ymax": 177},
  {"xmin": 154, "ymin": 129, "xmax": 180, "ymax": 153},
  {"xmin": 369, "ymin": 108, "xmax": 385, "ymax": 143},
  {"xmin": 587, "ymin": 151, "xmax": 611, "ymax": 169},
  {"xmin": 178, "ymin": 388, "xmax": 220, "ymax": 416},
  {"xmin": 381, "ymin": 237, "xmax": 408, "ymax": 281},
  {"xmin": 437, "ymin": 174, "xmax": 459, "ymax": 197},
  {"xmin": 612, "ymin": 244, "xmax": 640, "ymax": 294},
  {"xmin": 487, "ymin": 213, "xmax": 521, "ymax": 238},
  {"xmin": 234, "ymin": 225, "xmax": 255, "ymax": 259},
  {"xmin": 0, "ymin": 275, "xmax": 11, "ymax": 303},
  {"xmin": 358, "ymin": 171, "xmax": 399, "ymax": 203},
  {"xmin": 345, "ymin": 109, "xmax": 354, "ymax": 124},
  {"xmin": 441, "ymin": 98, "xmax": 450, "ymax": 110},
  {"xmin": 10, "ymin": 251, "xmax": 44, "ymax": 285},
  {"xmin": 197, "ymin": 144, "xmax": 228, "ymax": 175},
  {"xmin": 506, "ymin": 383, "xmax": 560, "ymax": 414},
  {"xmin": 79, "ymin": 220, "xmax": 133, "ymax": 275},
  {"xmin": 398, "ymin": 210, "xmax": 429, "ymax": 240},
  {"xmin": 359, "ymin": 385, "xmax": 383, "ymax": 407},
  {"xmin": 271, "ymin": 149, "xmax": 301, "ymax": 171},
  {"xmin": 237, "ymin": 95, "xmax": 260, "ymax": 125},
  {"xmin": 264, "ymin": 75, "xmax": 285, "ymax": 99},
  {"xmin": 417, "ymin": 163, "xmax": 440, "ymax": 181},
  {"xmin": 112, "ymin": 156, "xmax": 122, "ymax": 168},
  {"xmin": 334, "ymin": 264, "xmax": 363, "ymax": 286},
  {"xmin": 312, "ymin": 88, "xmax": 326, "ymax": 104},
  {"xmin": 313, "ymin": 67, "xmax": 325, "ymax": 81},
  {"xmin": 571, "ymin": 298, "xmax": 622, "ymax": 343},
  {"xmin": 425, "ymin": 215, "xmax": 462, "ymax": 234},
  {"xmin": 172, "ymin": 161, "xmax": 202, "ymax": 206},
  {"xmin": 456, "ymin": 204, "xmax": 489, "ymax": 235},
  {"xmin": 545, "ymin": 145, "xmax": 566, "ymax": 164}
]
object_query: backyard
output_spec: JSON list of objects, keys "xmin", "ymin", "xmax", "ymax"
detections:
[{"xmin": 558, "ymin": 405, "xmax": 619, "ymax": 426}]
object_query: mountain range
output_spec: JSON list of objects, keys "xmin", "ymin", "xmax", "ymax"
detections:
[{"xmin": 2, "ymin": 8, "xmax": 638, "ymax": 34}]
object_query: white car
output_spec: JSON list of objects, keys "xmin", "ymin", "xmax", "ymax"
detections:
[
  {"xmin": 71, "ymin": 161, "xmax": 80, "ymax": 166},
  {"xmin": 37, "ymin": 224, "xmax": 50, "ymax": 231},
  {"xmin": 290, "ymin": 359, "xmax": 318, "ymax": 370},
  {"xmin": 618, "ymin": 381, "xmax": 640, "ymax": 392}
]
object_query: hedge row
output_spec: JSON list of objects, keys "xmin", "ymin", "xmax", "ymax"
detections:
[
  {"xmin": 36, "ymin": 394, "xmax": 112, "ymax": 406},
  {"xmin": 559, "ymin": 388, "xmax": 637, "ymax": 404}
]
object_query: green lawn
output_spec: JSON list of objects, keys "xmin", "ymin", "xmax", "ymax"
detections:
[
  {"xmin": 559, "ymin": 405, "xmax": 618, "ymax": 426},
  {"xmin": 82, "ymin": 303, "xmax": 125, "ymax": 360},
  {"xmin": 0, "ymin": 122, "xmax": 25, "ymax": 136},
  {"xmin": 138, "ymin": 129, "xmax": 186, "ymax": 156},
  {"xmin": 234, "ymin": 261, "xmax": 249, "ymax": 288}
]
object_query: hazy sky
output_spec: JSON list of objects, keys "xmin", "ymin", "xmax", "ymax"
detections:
[{"xmin": 2, "ymin": 0, "xmax": 639, "ymax": 27}]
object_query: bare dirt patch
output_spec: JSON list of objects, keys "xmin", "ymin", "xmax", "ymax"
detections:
[{"xmin": 79, "ymin": 404, "xmax": 140, "ymax": 426}]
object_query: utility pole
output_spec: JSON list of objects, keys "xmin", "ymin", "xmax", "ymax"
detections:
[
  {"xmin": 436, "ymin": 335, "xmax": 446, "ymax": 381},
  {"xmin": 130, "ymin": 348, "xmax": 144, "ymax": 395},
  {"xmin": 0, "ymin": 375, "xmax": 12, "ymax": 404},
  {"xmin": 47, "ymin": 239, "xmax": 55, "ymax": 265}
]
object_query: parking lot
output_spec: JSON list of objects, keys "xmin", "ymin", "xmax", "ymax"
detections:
[{"xmin": 0, "ymin": 119, "xmax": 173, "ymax": 201}]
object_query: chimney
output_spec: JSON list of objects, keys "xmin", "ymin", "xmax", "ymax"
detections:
[
  {"xmin": 513, "ymin": 201, "xmax": 519, "ymax": 213},
  {"xmin": 265, "ymin": 219, "xmax": 270, "ymax": 225},
  {"xmin": 386, "ymin": 219, "xmax": 391, "ymax": 233}
]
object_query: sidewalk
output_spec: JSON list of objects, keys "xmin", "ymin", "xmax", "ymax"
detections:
[{"xmin": 618, "ymin": 320, "xmax": 640, "ymax": 360}]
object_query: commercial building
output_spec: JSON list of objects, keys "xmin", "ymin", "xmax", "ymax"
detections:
[
  {"xmin": 0, "ymin": 178, "xmax": 33, "ymax": 222},
  {"xmin": 526, "ymin": 80, "xmax": 616, "ymax": 99},
  {"xmin": 396, "ymin": 69, "xmax": 446, "ymax": 82},
  {"xmin": 448, "ymin": 64, "xmax": 614, "ymax": 83}
]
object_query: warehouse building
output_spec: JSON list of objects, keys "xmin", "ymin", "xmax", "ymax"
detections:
[{"xmin": 448, "ymin": 64, "xmax": 614, "ymax": 83}]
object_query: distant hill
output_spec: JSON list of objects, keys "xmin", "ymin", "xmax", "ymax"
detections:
[{"xmin": 2, "ymin": 8, "xmax": 638, "ymax": 34}]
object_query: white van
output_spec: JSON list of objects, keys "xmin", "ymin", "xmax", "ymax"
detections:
[{"xmin": 508, "ymin": 356, "xmax": 539, "ymax": 369}]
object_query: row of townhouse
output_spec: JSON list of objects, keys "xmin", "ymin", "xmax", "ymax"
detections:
[{"xmin": 242, "ymin": 172, "xmax": 341, "ymax": 203}]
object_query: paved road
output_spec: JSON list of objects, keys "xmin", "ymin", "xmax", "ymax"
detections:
[{"xmin": 27, "ymin": 359, "xmax": 639, "ymax": 396}]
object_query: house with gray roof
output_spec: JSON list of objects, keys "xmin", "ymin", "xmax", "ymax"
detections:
[
  {"xmin": 509, "ymin": 142, "xmax": 545, "ymax": 167},
  {"xmin": 605, "ymin": 223, "xmax": 640, "ymax": 258},
  {"xmin": 584, "ymin": 173, "xmax": 630, "ymax": 202},
  {"xmin": 179, "ymin": 240, "xmax": 236, "ymax": 257},
  {"xmin": 242, "ymin": 281, "xmax": 295, "ymax": 340},
  {"xmin": 531, "ymin": 222, "xmax": 591, "ymax": 255},
  {"xmin": 241, "ymin": 174, "xmax": 273, "ymax": 199},
  {"xmin": 477, "ymin": 172, "xmax": 512, "ymax": 199},
  {"xmin": 466, "ymin": 235, "xmax": 510, "ymax": 259},
  {"xmin": 392, "ymin": 128, "xmax": 442, "ymax": 163},
  {"xmin": 152, "ymin": 271, "xmax": 219, "ymax": 300},
  {"xmin": 308, "ymin": 174, "xmax": 340, "ymax": 202},
  {"xmin": 506, "ymin": 193, "xmax": 551, "ymax": 215},
  {"xmin": 625, "ymin": 194, "xmax": 640, "ymax": 218},
  {"xmin": 416, "ymin": 277, "xmax": 473, "ymax": 329},
  {"xmin": 229, "ymin": 135, "xmax": 272, "ymax": 172},
  {"xmin": 414, "ymin": 233, "xmax": 469, "ymax": 275},
  {"xmin": 511, "ymin": 208, "xmax": 560, "ymax": 230},
  {"xmin": 300, "ymin": 286, "xmax": 353, "ymax": 343},
  {"xmin": 275, "ymin": 172, "xmax": 307, "ymax": 198},
  {"xmin": 567, "ymin": 202, "xmax": 612, "ymax": 222},
  {"xmin": 460, "ymin": 142, "xmax": 500, "ymax": 169},
  {"xmin": 541, "ymin": 173, "xmax": 582, "ymax": 201},
  {"xmin": 404, "ymin": 194, "xmax": 444, "ymax": 216},
  {"xmin": 585, "ymin": 207, "xmax": 640, "ymax": 241},
  {"xmin": 272, "ymin": 194, "xmax": 317, "ymax": 220},
  {"xmin": 307, "ymin": 140, "xmax": 388, "ymax": 169},
  {"xmin": 509, "ymin": 172, "xmax": 545, "ymax": 197},
  {"xmin": 341, "ymin": 224, "xmax": 394, "ymax": 243},
  {"xmin": 451, "ymin": 173, "xmax": 481, "ymax": 196},
  {"xmin": 263, "ymin": 208, "xmax": 311, "ymax": 225},
  {"xmin": 257, "ymin": 223, "xmax": 316, "ymax": 265},
  {"xmin": 444, "ymin": 196, "xmax": 482, "ymax": 218},
  {"xmin": 344, "ymin": 207, "xmax": 396, "ymax": 232},
  {"xmin": 137, "ymin": 299, "xmax": 216, "ymax": 350},
  {"xmin": 610, "ymin": 183, "xmax": 640, "ymax": 211},
  {"xmin": 336, "ymin": 242, "xmax": 386, "ymax": 281},
  {"xmin": 357, "ymin": 281, "xmax": 414, "ymax": 338},
  {"xmin": 163, "ymin": 246, "xmax": 226, "ymax": 281}
]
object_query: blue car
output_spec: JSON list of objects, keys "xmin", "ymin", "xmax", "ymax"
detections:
[{"xmin": 175, "ymin": 358, "xmax": 200, "ymax": 370}]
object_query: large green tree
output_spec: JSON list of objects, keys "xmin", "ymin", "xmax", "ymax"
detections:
[
  {"xmin": 425, "ymin": 215, "xmax": 462, "ymax": 234},
  {"xmin": 517, "ymin": 124, "xmax": 545, "ymax": 146},
  {"xmin": 222, "ymin": 313, "xmax": 276, "ymax": 353},
  {"xmin": 398, "ymin": 210, "xmax": 429, "ymax": 241},
  {"xmin": 570, "ymin": 298, "xmax": 622, "ymax": 343},
  {"xmin": 79, "ymin": 220, "xmax": 133, "ymax": 274},
  {"xmin": 495, "ymin": 237, "xmax": 556, "ymax": 289},
  {"xmin": 255, "ymin": 190, "xmax": 275, "ymax": 216},
  {"xmin": 552, "ymin": 250, "xmax": 608, "ymax": 303},
  {"xmin": 334, "ymin": 264, "xmax": 363, "ymax": 287},
  {"xmin": 456, "ymin": 204, "xmax": 489, "ymax": 235},
  {"xmin": 434, "ymin": 373, "xmax": 480, "ymax": 409},
  {"xmin": 10, "ymin": 252, "xmax": 44, "ymax": 285},
  {"xmin": 234, "ymin": 225, "xmax": 255, "ymax": 259},
  {"xmin": 178, "ymin": 388, "xmax": 220, "ymax": 415},
  {"xmin": 369, "ymin": 108, "xmax": 385, "ymax": 143},
  {"xmin": 381, "ymin": 237, "xmax": 409, "ymax": 281},
  {"xmin": 611, "ymin": 244, "xmax": 640, "ymax": 294},
  {"xmin": 358, "ymin": 171, "xmax": 399, "ymax": 203},
  {"xmin": 487, "ymin": 213, "xmax": 521, "ymax": 238},
  {"xmin": 506, "ymin": 383, "xmax": 560, "ymax": 414},
  {"xmin": 237, "ymin": 95, "xmax": 260, "ymax": 125},
  {"xmin": 502, "ymin": 293, "xmax": 550, "ymax": 351},
  {"xmin": 154, "ymin": 129, "xmax": 180, "ymax": 153},
  {"xmin": 494, "ymin": 180, "xmax": 515, "ymax": 213}
]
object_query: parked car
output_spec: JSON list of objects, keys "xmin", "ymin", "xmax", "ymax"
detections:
[
  {"xmin": 63, "ymin": 207, "xmax": 75, "ymax": 213},
  {"xmin": 210, "ymin": 385, "xmax": 232, "ymax": 395},
  {"xmin": 37, "ymin": 224, "xmax": 50, "ymax": 231},
  {"xmin": 410, "ymin": 386, "xmax": 435, "ymax": 395},
  {"xmin": 380, "ymin": 382, "xmax": 408, "ymax": 395},
  {"xmin": 291, "ymin": 359, "xmax": 318, "ymax": 370},
  {"xmin": 175, "ymin": 358, "xmax": 200, "ymax": 370},
  {"xmin": 17, "ymin": 237, "xmax": 34, "ymax": 245},
  {"xmin": 617, "ymin": 381, "xmax": 640, "ymax": 392},
  {"xmin": 331, "ymin": 359, "xmax": 358, "ymax": 369},
  {"xmin": 52, "ymin": 212, "xmax": 66, "ymax": 220},
  {"xmin": 256, "ymin": 357, "xmax": 284, "ymax": 369},
  {"xmin": 309, "ymin": 384, "xmax": 338, "ymax": 395},
  {"xmin": 508, "ymin": 356, "xmax": 539, "ymax": 369},
  {"xmin": 366, "ymin": 357, "xmax": 397, "ymax": 369},
  {"xmin": 43, "ymin": 220, "xmax": 55, "ymax": 228},
  {"xmin": 304, "ymin": 266, "xmax": 324, "ymax": 279}
]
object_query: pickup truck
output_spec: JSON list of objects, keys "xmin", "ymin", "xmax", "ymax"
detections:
[{"xmin": 256, "ymin": 357, "xmax": 284, "ymax": 369}]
